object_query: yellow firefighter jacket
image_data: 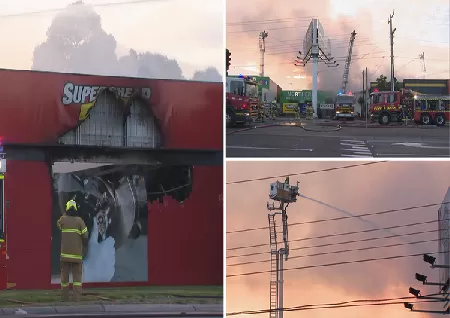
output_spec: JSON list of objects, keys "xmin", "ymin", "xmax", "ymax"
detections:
[{"xmin": 57, "ymin": 215, "xmax": 89, "ymax": 263}]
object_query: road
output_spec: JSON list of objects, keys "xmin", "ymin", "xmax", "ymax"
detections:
[
  {"xmin": 3, "ymin": 315, "xmax": 221, "ymax": 318},
  {"xmin": 226, "ymin": 125, "xmax": 450, "ymax": 158},
  {"xmin": 0, "ymin": 304, "xmax": 222, "ymax": 317}
]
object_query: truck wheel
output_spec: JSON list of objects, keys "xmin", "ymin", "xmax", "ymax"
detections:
[
  {"xmin": 420, "ymin": 114, "xmax": 431, "ymax": 125},
  {"xmin": 378, "ymin": 113, "xmax": 390, "ymax": 125},
  {"xmin": 226, "ymin": 109, "xmax": 236, "ymax": 128},
  {"xmin": 435, "ymin": 114, "xmax": 446, "ymax": 126}
]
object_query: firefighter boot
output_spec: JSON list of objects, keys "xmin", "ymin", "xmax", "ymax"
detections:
[
  {"xmin": 72, "ymin": 263, "xmax": 83, "ymax": 302},
  {"xmin": 60, "ymin": 262, "xmax": 70, "ymax": 301}
]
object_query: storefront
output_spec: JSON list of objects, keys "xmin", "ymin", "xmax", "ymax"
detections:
[{"xmin": 0, "ymin": 69, "xmax": 223, "ymax": 290}]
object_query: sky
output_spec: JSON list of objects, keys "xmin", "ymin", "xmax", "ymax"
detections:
[
  {"xmin": 226, "ymin": 0, "xmax": 450, "ymax": 91},
  {"xmin": 0, "ymin": 0, "xmax": 224, "ymax": 79},
  {"xmin": 227, "ymin": 161, "xmax": 450, "ymax": 318}
]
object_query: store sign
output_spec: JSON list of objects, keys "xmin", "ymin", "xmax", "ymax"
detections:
[{"xmin": 320, "ymin": 104, "xmax": 334, "ymax": 109}]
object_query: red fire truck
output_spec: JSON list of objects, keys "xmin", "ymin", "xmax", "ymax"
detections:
[
  {"xmin": 369, "ymin": 89, "xmax": 449, "ymax": 126},
  {"xmin": 369, "ymin": 89, "xmax": 414, "ymax": 125},
  {"xmin": 226, "ymin": 75, "xmax": 259, "ymax": 127},
  {"xmin": 413, "ymin": 94, "xmax": 449, "ymax": 126}
]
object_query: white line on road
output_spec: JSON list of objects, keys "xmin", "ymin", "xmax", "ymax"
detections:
[
  {"xmin": 341, "ymin": 139, "xmax": 366, "ymax": 143},
  {"xmin": 342, "ymin": 154, "xmax": 373, "ymax": 157},
  {"xmin": 341, "ymin": 148, "xmax": 372, "ymax": 153},
  {"xmin": 227, "ymin": 146, "xmax": 314, "ymax": 152},
  {"xmin": 376, "ymin": 154, "xmax": 449, "ymax": 157}
]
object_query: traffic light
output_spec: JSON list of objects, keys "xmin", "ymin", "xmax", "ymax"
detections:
[{"xmin": 226, "ymin": 49, "xmax": 231, "ymax": 75}]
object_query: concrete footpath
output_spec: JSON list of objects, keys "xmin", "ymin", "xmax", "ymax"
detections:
[{"xmin": 0, "ymin": 304, "xmax": 223, "ymax": 316}]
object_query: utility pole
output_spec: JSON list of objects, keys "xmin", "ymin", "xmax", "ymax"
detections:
[
  {"xmin": 267, "ymin": 178, "xmax": 299, "ymax": 318},
  {"xmin": 365, "ymin": 67, "xmax": 369, "ymax": 128},
  {"xmin": 388, "ymin": 11, "xmax": 396, "ymax": 91},
  {"xmin": 362, "ymin": 69, "xmax": 366, "ymax": 127},
  {"xmin": 259, "ymin": 31, "xmax": 268, "ymax": 76}
]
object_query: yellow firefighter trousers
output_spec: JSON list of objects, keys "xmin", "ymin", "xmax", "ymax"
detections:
[{"xmin": 60, "ymin": 261, "xmax": 83, "ymax": 302}]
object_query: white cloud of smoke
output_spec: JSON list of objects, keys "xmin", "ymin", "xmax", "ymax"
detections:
[{"xmin": 32, "ymin": 1, "xmax": 221, "ymax": 82}]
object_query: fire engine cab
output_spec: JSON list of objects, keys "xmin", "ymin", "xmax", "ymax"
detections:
[{"xmin": 226, "ymin": 75, "xmax": 259, "ymax": 127}]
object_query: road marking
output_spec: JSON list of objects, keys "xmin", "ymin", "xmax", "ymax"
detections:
[
  {"xmin": 342, "ymin": 154, "xmax": 373, "ymax": 158},
  {"xmin": 376, "ymin": 154, "xmax": 449, "ymax": 157},
  {"xmin": 340, "ymin": 139, "xmax": 373, "ymax": 158},
  {"xmin": 391, "ymin": 142, "xmax": 450, "ymax": 150},
  {"xmin": 227, "ymin": 146, "xmax": 314, "ymax": 152},
  {"xmin": 341, "ymin": 139, "xmax": 366, "ymax": 143}
]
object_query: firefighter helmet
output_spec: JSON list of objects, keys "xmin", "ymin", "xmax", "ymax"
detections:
[{"xmin": 65, "ymin": 199, "xmax": 78, "ymax": 212}]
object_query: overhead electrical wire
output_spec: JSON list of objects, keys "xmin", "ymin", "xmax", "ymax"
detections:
[
  {"xmin": 226, "ymin": 161, "xmax": 385, "ymax": 185},
  {"xmin": 226, "ymin": 201, "xmax": 448, "ymax": 234},
  {"xmin": 226, "ymin": 297, "xmax": 442, "ymax": 316},
  {"xmin": 227, "ymin": 220, "xmax": 441, "ymax": 256},
  {"xmin": 0, "ymin": 0, "xmax": 162, "ymax": 19},
  {"xmin": 226, "ymin": 250, "xmax": 444, "ymax": 278},
  {"xmin": 227, "ymin": 237, "xmax": 440, "ymax": 267}
]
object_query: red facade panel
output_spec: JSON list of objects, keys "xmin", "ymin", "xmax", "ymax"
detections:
[
  {"xmin": 0, "ymin": 69, "xmax": 223, "ymax": 289},
  {"xmin": 0, "ymin": 69, "xmax": 222, "ymax": 150}
]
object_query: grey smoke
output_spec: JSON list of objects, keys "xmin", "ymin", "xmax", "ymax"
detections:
[
  {"xmin": 227, "ymin": 0, "xmax": 379, "ymax": 92},
  {"xmin": 32, "ymin": 1, "xmax": 220, "ymax": 82}
]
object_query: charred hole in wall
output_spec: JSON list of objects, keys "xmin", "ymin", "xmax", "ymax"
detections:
[
  {"xmin": 50, "ymin": 163, "xmax": 194, "ymax": 282},
  {"xmin": 58, "ymin": 89, "xmax": 163, "ymax": 149},
  {"xmin": 50, "ymin": 89, "xmax": 193, "ymax": 282}
]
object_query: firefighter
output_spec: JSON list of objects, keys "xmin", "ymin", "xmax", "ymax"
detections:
[
  {"xmin": 258, "ymin": 101, "xmax": 265, "ymax": 122},
  {"xmin": 57, "ymin": 199, "xmax": 89, "ymax": 302},
  {"xmin": 306, "ymin": 103, "xmax": 312, "ymax": 119},
  {"xmin": 270, "ymin": 100, "xmax": 277, "ymax": 120},
  {"xmin": 293, "ymin": 104, "xmax": 300, "ymax": 122}
]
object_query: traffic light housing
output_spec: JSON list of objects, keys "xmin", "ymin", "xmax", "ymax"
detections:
[{"xmin": 226, "ymin": 49, "xmax": 231, "ymax": 75}]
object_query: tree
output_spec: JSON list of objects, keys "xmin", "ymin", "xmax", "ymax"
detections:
[
  {"xmin": 376, "ymin": 75, "xmax": 390, "ymax": 91},
  {"xmin": 192, "ymin": 67, "xmax": 221, "ymax": 82},
  {"xmin": 376, "ymin": 75, "xmax": 403, "ymax": 91}
]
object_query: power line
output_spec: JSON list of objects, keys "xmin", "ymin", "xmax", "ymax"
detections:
[
  {"xmin": 226, "ymin": 161, "xmax": 385, "ymax": 185},
  {"xmin": 226, "ymin": 201, "xmax": 447, "ymax": 234},
  {"xmin": 0, "ymin": 0, "xmax": 163, "ymax": 19},
  {"xmin": 227, "ymin": 219, "xmax": 440, "ymax": 256},
  {"xmin": 226, "ymin": 250, "xmax": 444, "ymax": 278},
  {"xmin": 226, "ymin": 297, "xmax": 441, "ymax": 316},
  {"xmin": 227, "ymin": 237, "xmax": 439, "ymax": 267}
]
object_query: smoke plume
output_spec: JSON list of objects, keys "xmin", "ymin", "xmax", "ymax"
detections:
[{"xmin": 32, "ymin": 1, "xmax": 221, "ymax": 82}]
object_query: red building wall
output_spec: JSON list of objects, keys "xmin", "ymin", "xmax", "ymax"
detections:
[{"xmin": 0, "ymin": 69, "xmax": 223, "ymax": 289}]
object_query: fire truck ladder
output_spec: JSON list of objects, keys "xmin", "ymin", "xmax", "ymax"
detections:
[
  {"xmin": 268, "ymin": 213, "xmax": 278, "ymax": 318},
  {"xmin": 340, "ymin": 30, "xmax": 357, "ymax": 93}
]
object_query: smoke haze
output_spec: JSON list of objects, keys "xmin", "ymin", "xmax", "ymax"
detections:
[
  {"xmin": 226, "ymin": 161, "xmax": 450, "ymax": 318},
  {"xmin": 226, "ymin": 0, "xmax": 450, "ymax": 91},
  {"xmin": 31, "ymin": 1, "xmax": 222, "ymax": 82}
]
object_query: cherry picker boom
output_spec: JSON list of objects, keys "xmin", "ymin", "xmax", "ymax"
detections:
[{"xmin": 267, "ymin": 177, "xmax": 299, "ymax": 318}]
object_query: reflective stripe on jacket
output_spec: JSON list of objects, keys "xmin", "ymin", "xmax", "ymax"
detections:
[{"xmin": 58, "ymin": 215, "xmax": 89, "ymax": 263}]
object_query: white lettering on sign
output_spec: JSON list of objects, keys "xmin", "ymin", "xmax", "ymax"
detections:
[
  {"xmin": 320, "ymin": 104, "xmax": 334, "ymax": 109},
  {"xmin": 62, "ymin": 82, "xmax": 152, "ymax": 105}
]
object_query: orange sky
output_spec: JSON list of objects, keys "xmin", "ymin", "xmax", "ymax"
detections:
[
  {"xmin": 226, "ymin": 161, "xmax": 450, "ymax": 318},
  {"xmin": 226, "ymin": 0, "xmax": 450, "ymax": 91}
]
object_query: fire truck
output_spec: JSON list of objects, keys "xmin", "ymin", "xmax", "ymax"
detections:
[
  {"xmin": 413, "ymin": 94, "xmax": 449, "ymax": 126},
  {"xmin": 226, "ymin": 75, "xmax": 259, "ymax": 127},
  {"xmin": 334, "ymin": 91, "xmax": 356, "ymax": 120},
  {"xmin": 369, "ymin": 88, "xmax": 449, "ymax": 126}
]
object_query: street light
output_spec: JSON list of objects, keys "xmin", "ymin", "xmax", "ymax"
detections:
[
  {"xmin": 416, "ymin": 273, "xmax": 449, "ymax": 288},
  {"xmin": 424, "ymin": 254, "xmax": 436, "ymax": 266},
  {"xmin": 423, "ymin": 254, "xmax": 450, "ymax": 269},
  {"xmin": 409, "ymin": 287, "xmax": 421, "ymax": 297},
  {"xmin": 404, "ymin": 302, "xmax": 413, "ymax": 310}
]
